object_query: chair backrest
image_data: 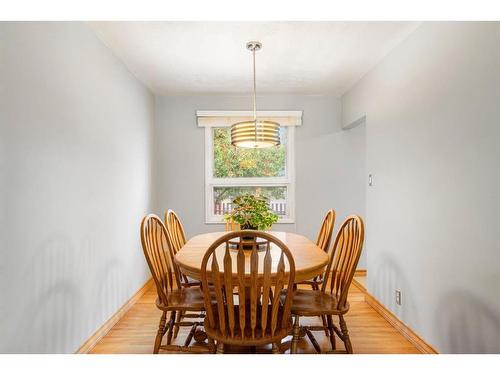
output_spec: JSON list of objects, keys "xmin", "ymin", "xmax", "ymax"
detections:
[
  {"xmin": 322, "ymin": 215, "xmax": 364, "ymax": 309},
  {"xmin": 164, "ymin": 209, "xmax": 187, "ymax": 253},
  {"xmin": 200, "ymin": 231, "xmax": 296, "ymax": 341},
  {"xmin": 315, "ymin": 209, "xmax": 336, "ymax": 252},
  {"xmin": 140, "ymin": 214, "xmax": 177, "ymax": 307}
]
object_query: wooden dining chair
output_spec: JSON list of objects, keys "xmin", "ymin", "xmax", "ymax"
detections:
[
  {"xmin": 164, "ymin": 209, "xmax": 202, "ymax": 338},
  {"xmin": 294, "ymin": 209, "xmax": 335, "ymax": 337},
  {"xmin": 164, "ymin": 209, "xmax": 199, "ymax": 286},
  {"xmin": 200, "ymin": 231, "xmax": 296, "ymax": 354},
  {"xmin": 140, "ymin": 214, "xmax": 209, "ymax": 353},
  {"xmin": 287, "ymin": 215, "xmax": 364, "ymax": 354},
  {"xmin": 316, "ymin": 209, "xmax": 336, "ymax": 252},
  {"xmin": 297, "ymin": 209, "xmax": 335, "ymax": 290},
  {"xmin": 164, "ymin": 209, "xmax": 187, "ymax": 253}
]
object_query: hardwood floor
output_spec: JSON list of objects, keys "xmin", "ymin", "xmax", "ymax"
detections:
[{"xmin": 89, "ymin": 283, "xmax": 420, "ymax": 354}]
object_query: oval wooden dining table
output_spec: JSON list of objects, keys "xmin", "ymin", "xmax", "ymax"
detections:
[{"xmin": 175, "ymin": 231, "xmax": 328, "ymax": 283}]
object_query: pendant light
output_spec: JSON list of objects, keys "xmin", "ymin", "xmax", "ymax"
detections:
[{"xmin": 231, "ymin": 41, "xmax": 280, "ymax": 148}]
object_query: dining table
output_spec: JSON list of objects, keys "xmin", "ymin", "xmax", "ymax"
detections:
[
  {"xmin": 174, "ymin": 230, "xmax": 328, "ymax": 349},
  {"xmin": 175, "ymin": 231, "xmax": 329, "ymax": 283}
]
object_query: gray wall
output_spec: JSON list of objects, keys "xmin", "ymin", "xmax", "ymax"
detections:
[
  {"xmin": 0, "ymin": 22, "xmax": 154, "ymax": 353},
  {"xmin": 154, "ymin": 95, "xmax": 366, "ymax": 267},
  {"xmin": 342, "ymin": 22, "xmax": 500, "ymax": 353}
]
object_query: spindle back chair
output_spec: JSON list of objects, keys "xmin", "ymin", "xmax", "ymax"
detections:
[
  {"xmin": 141, "ymin": 214, "xmax": 176, "ymax": 307},
  {"xmin": 289, "ymin": 215, "xmax": 364, "ymax": 354},
  {"xmin": 164, "ymin": 209, "xmax": 202, "ymax": 339},
  {"xmin": 165, "ymin": 209, "xmax": 187, "ymax": 253},
  {"xmin": 322, "ymin": 215, "xmax": 364, "ymax": 310},
  {"xmin": 316, "ymin": 209, "xmax": 335, "ymax": 253},
  {"xmin": 297, "ymin": 209, "xmax": 335, "ymax": 291},
  {"xmin": 140, "ymin": 214, "xmax": 208, "ymax": 353},
  {"xmin": 200, "ymin": 230, "xmax": 296, "ymax": 353},
  {"xmin": 164, "ymin": 209, "xmax": 198, "ymax": 284}
]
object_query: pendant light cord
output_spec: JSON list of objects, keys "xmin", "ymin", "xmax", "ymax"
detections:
[
  {"xmin": 252, "ymin": 48, "xmax": 257, "ymax": 119},
  {"xmin": 252, "ymin": 47, "xmax": 257, "ymax": 143}
]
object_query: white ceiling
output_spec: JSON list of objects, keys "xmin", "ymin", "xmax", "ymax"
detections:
[{"xmin": 90, "ymin": 22, "xmax": 419, "ymax": 96}]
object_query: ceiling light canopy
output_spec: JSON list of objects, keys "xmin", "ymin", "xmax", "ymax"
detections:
[{"xmin": 231, "ymin": 42, "xmax": 280, "ymax": 149}]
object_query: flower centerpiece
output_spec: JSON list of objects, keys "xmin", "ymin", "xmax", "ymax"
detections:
[{"xmin": 224, "ymin": 193, "xmax": 278, "ymax": 230}]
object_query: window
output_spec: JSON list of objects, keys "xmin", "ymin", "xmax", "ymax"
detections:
[{"xmin": 202, "ymin": 112, "xmax": 297, "ymax": 224}]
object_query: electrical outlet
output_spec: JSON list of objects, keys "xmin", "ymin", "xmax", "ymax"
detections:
[{"xmin": 395, "ymin": 290, "xmax": 402, "ymax": 305}]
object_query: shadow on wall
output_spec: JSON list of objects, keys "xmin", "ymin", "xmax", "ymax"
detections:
[
  {"xmin": 95, "ymin": 259, "xmax": 127, "ymax": 328},
  {"xmin": 14, "ymin": 234, "xmax": 130, "ymax": 353},
  {"xmin": 21, "ymin": 236, "xmax": 82, "ymax": 353},
  {"xmin": 434, "ymin": 290, "xmax": 500, "ymax": 353},
  {"xmin": 371, "ymin": 251, "xmax": 420, "ymax": 332},
  {"xmin": 79, "ymin": 233, "xmax": 131, "ymax": 346}
]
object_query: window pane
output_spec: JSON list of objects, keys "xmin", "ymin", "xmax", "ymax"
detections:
[
  {"xmin": 213, "ymin": 186, "xmax": 287, "ymax": 217},
  {"xmin": 213, "ymin": 127, "xmax": 287, "ymax": 178}
]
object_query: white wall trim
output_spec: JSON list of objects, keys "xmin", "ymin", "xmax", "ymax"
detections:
[{"xmin": 196, "ymin": 110, "xmax": 303, "ymax": 127}]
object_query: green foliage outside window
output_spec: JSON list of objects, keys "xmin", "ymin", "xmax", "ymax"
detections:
[
  {"xmin": 212, "ymin": 128, "xmax": 287, "ymax": 204},
  {"xmin": 213, "ymin": 127, "xmax": 286, "ymax": 178}
]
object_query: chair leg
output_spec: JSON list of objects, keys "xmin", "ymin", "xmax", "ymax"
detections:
[
  {"xmin": 153, "ymin": 311, "xmax": 167, "ymax": 354},
  {"xmin": 272, "ymin": 342, "xmax": 281, "ymax": 354},
  {"xmin": 326, "ymin": 315, "xmax": 336, "ymax": 350},
  {"xmin": 339, "ymin": 315, "xmax": 353, "ymax": 354},
  {"xmin": 166, "ymin": 311, "xmax": 176, "ymax": 345},
  {"xmin": 305, "ymin": 328, "xmax": 321, "ymax": 353},
  {"xmin": 173, "ymin": 310, "xmax": 183, "ymax": 338},
  {"xmin": 208, "ymin": 338, "xmax": 216, "ymax": 353},
  {"xmin": 184, "ymin": 322, "xmax": 198, "ymax": 347},
  {"xmin": 290, "ymin": 315, "xmax": 300, "ymax": 354},
  {"xmin": 321, "ymin": 315, "xmax": 329, "ymax": 336},
  {"xmin": 216, "ymin": 341, "xmax": 225, "ymax": 354}
]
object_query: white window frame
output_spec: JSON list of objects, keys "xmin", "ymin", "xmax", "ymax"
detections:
[{"xmin": 200, "ymin": 111, "xmax": 299, "ymax": 225}]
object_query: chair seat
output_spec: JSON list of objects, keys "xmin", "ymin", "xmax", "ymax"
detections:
[
  {"xmin": 156, "ymin": 287, "xmax": 205, "ymax": 311},
  {"xmin": 296, "ymin": 278, "xmax": 324, "ymax": 286},
  {"xmin": 204, "ymin": 305, "xmax": 292, "ymax": 346},
  {"xmin": 282, "ymin": 289, "xmax": 349, "ymax": 316},
  {"xmin": 181, "ymin": 275, "xmax": 202, "ymax": 287}
]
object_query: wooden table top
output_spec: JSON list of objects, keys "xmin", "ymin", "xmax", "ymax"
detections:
[{"xmin": 175, "ymin": 231, "xmax": 328, "ymax": 283}]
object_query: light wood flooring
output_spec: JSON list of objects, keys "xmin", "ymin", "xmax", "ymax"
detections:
[{"xmin": 89, "ymin": 283, "xmax": 420, "ymax": 354}]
